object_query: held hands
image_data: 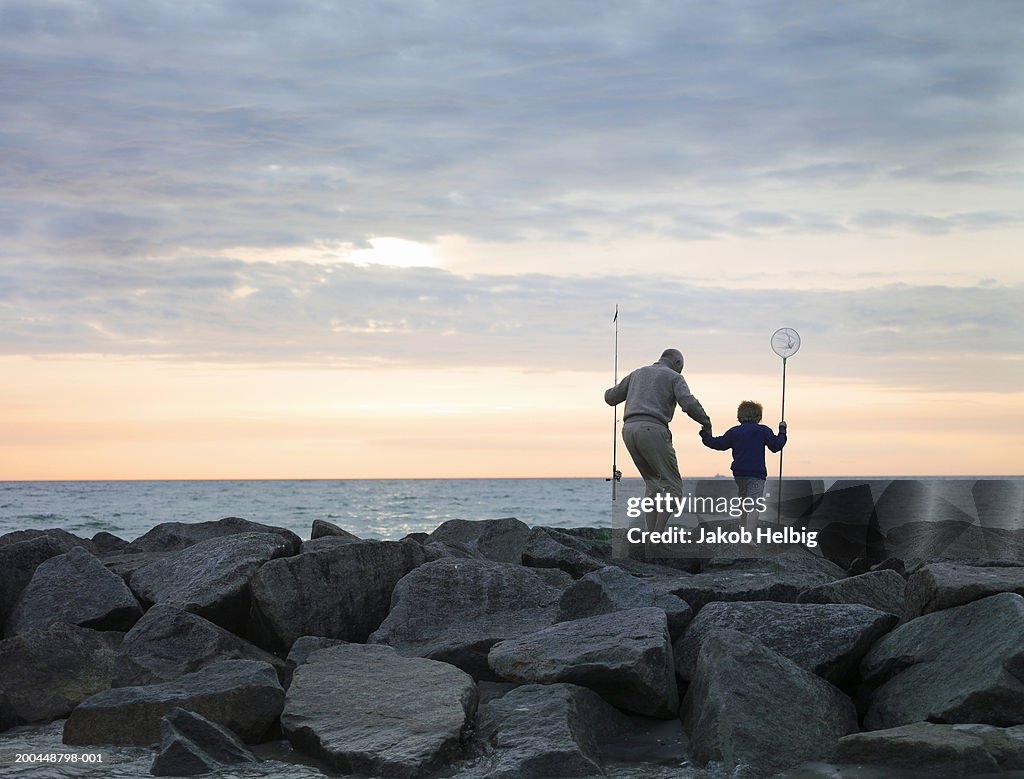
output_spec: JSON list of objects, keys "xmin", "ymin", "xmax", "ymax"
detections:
[{"xmin": 701, "ymin": 422, "xmax": 713, "ymax": 435}]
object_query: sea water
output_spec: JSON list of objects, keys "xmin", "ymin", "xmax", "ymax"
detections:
[{"xmin": 0, "ymin": 478, "xmax": 613, "ymax": 541}]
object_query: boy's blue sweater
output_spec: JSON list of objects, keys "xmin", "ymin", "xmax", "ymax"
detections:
[{"xmin": 700, "ymin": 421, "xmax": 786, "ymax": 479}]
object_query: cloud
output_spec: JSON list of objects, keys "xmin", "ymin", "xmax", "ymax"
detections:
[
  {"xmin": 1, "ymin": 2, "xmax": 1021, "ymax": 396},
  {"xmin": 1, "ymin": 0, "xmax": 1023, "ymax": 258},
  {"xmin": 1, "ymin": 258, "xmax": 1020, "ymax": 391}
]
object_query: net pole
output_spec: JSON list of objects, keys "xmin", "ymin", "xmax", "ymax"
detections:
[{"xmin": 776, "ymin": 355, "xmax": 787, "ymax": 526}]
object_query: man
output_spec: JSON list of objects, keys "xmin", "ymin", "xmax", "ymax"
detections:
[{"xmin": 605, "ymin": 348, "xmax": 712, "ymax": 533}]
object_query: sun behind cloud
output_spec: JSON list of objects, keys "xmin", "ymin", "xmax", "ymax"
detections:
[
  {"xmin": 212, "ymin": 237, "xmax": 441, "ymax": 268},
  {"xmin": 349, "ymin": 237, "xmax": 439, "ymax": 268}
]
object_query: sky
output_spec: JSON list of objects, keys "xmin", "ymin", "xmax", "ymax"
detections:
[{"xmin": 1, "ymin": 1, "xmax": 1022, "ymax": 479}]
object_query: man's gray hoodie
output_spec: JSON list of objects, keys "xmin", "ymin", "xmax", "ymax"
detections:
[{"xmin": 604, "ymin": 356, "xmax": 710, "ymax": 428}]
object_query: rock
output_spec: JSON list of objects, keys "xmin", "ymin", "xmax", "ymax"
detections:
[
  {"xmin": 102, "ymin": 551, "xmax": 170, "ymax": 581},
  {"xmin": 285, "ymin": 635, "xmax": 349, "ymax": 667},
  {"xmin": 656, "ymin": 555, "xmax": 844, "ymax": 614},
  {"xmin": 0, "ymin": 534, "xmax": 80, "ymax": 628},
  {"xmin": 128, "ymin": 532, "xmax": 293, "ymax": 635},
  {"xmin": 682, "ymin": 629, "xmax": 858, "ymax": 775},
  {"xmin": 248, "ymin": 539, "xmax": 425, "ymax": 653},
  {"xmin": 676, "ymin": 601, "xmax": 896, "ymax": 685},
  {"xmin": 0, "ymin": 527, "xmax": 94, "ymax": 553},
  {"xmin": 520, "ymin": 527, "xmax": 605, "ymax": 579},
  {"xmin": 281, "ymin": 643, "xmax": 476, "ymax": 777},
  {"xmin": 428, "ymin": 518, "xmax": 532, "ymax": 564},
  {"xmin": 6, "ymin": 546, "xmax": 143, "ymax": 636},
  {"xmin": 796, "ymin": 568, "xmax": 907, "ymax": 616},
  {"xmin": 0, "ymin": 693, "xmax": 16, "ymax": 734},
  {"xmin": 477, "ymin": 681, "xmax": 520, "ymax": 705},
  {"xmin": 299, "ymin": 536, "xmax": 364, "ymax": 553},
  {"xmin": 903, "ymin": 562, "xmax": 1024, "ymax": 620},
  {"xmin": 0, "ymin": 623, "xmax": 122, "ymax": 724},
  {"xmin": 861, "ymin": 592, "xmax": 1024, "ymax": 729},
  {"xmin": 809, "ymin": 480, "xmax": 886, "ymax": 568},
  {"xmin": 835, "ymin": 722, "xmax": 1024, "ymax": 775},
  {"xmin": 150, "ymin": 707, "xmax": 259, "ymax": 776},
  {"xmin": 369, "ymin": 559, "xmax": 563, "ymax": 679},
  {"xmin": 309, "ymin": 519, "xmax": 360, "ymax": 541},
  {"xmin": 469, "ymin": 683, "xmax": 632, "ymax": 778},
  {"xmin": 886, "ymin": 520, "xmax": 1024, "ymax": 565},
  {"xmin": 700, "ymin": 546, "xmax": 846, "ymax": 575},
  {"xmin": 282, "ymin": 636, "xmax": 348, "ymax": 688},
  {"xmin": 420, "ymin": 540, "xmax": 486, "ymax": 562},
  {"xmin": 91, "ymin": 531, "xmax": 129, "ymax": 554},
  {"xmin": 113, "ymin": 604, "xmax": 286, "ymax": 688},
  {"xmin": 63, "ymin": 659, "xmax": 284, "ymax": 746},
  {"xmin": 870, "ymin": 556, "xmax": 906, "ymax": 575},
  {"xmin": 125, "ymin": 517, "xmax": 301, "ymax": 556},
  {"xmin": 556, "ymin": 565, "xmax": 692, "ymax": 640},
  {"xmin": 558, "ymin": 527, "xmax": 614, "ymax": 555},
  {"xmin": 488, "ymin": 607, "xmax": 678, "ymax": 718}
]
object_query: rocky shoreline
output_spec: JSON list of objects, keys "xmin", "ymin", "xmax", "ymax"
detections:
[{"xmin": 1, "ymin": 516, "xmax": 1023, "ymax": 777}]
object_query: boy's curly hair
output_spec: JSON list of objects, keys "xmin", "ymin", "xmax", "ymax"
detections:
[{"xmin": 737, "ymin": 400, "xmax": 763, "ymax": 423}]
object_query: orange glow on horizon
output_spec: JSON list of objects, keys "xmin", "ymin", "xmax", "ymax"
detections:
[{"xmin": 1, "ymin": 356, "xmax": 1020, "ymax": 480}]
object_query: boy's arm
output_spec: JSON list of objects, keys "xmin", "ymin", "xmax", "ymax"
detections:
[
  {"xmin": 604, "ymin": 372, "xmax": 631, "ymax": 406},
  {"xmin": 700, "ymin": 427, "xmax": 733, "ymax": 451},
  {"xmin": 765, "ymin": 422, "xmax": 787, "ymax": 452}
]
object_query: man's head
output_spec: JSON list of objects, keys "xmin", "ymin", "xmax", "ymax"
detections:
[{"xmin": 659, "ymin": 348, "xmax": 684, "ymax": 373}]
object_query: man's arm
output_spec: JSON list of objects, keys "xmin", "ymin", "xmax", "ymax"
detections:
[
  {"xmin": 674, "ymin": 375, "xmax": 712, "ymax": 427},
  {"xmin": 604, "ymin": 372, "xmax": 631, "ymax": 406}
]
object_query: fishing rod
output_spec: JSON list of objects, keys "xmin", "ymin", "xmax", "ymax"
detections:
[{"xmin": 609, "ymin": 305, "xmax": 622, "ymax": 500}]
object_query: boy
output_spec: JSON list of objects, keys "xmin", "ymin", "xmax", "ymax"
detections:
[{"xmin": 700, "ymin": 401, "xmax": 787, "ymax": 528}]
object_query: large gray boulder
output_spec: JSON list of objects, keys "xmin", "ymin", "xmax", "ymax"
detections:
[
  {"xmin": 248, "ymin": 539, "xmax": 425, "ymax": 653},
  {"xmin": 150, "ymin": 707, "xmax": 259, "ymax": 776},
  {"xmin": 488, "ymin": 607, "xmax": 678, "ymax": 718},
  {"xmin": 63, "ymin": 659, "xmax": 284, "ymax": 746},
  {"xmin": 7, "ymin": 546, "xmax": 143, "ymax": 636},
  {"xmin": 113, "ymin": 604, "xmax": 286, "ymax": 687},
  {"xmin": 369, "ymin": 558, "xmax": 563, "ymax": 679},
  {"xmin": 683, "ymin": 629, "xmax": 858, "ymax": 775},
  {"xmin": 0, "ymin": 533, "xmax": 81, "ymax": 628},
  {"xmin": 469, "ymin": 683, "xmax": 632, "ymax": 778},
  {"xmin": 676, "ymin": 600, "xmax": 896, "ymax": 685},
  {"xmin": 282, "ymin": 636, "xmax": 349, "ymax": 688},
  {"xmin": 128, "ymin": 532, "xmax": 293, "ymax": 635},
  {"xmin": 0, "ymin": 527, "xmax": 94, "ymax": 553},
  {"xmin": 124, "ymin": 517, "xmax": 301, "ymax": 555},
  {"xmin": 835, "ymin": 722, "xmax": 1024, "ymax": 775},
  {"xmin": 282, "ymin": 643, "xmax": 477, "ymax": 778},
  {"xmin": 903, "ymin": 562, "xmax": 1024, "ymax": 619},
  {"xmin": 656, "ymin": 555, "xmax": 844, "ymax": 613},
  {"xmin": 556, "ymin": 565, "xmax": 692, "ymax": 640},
  {"xmin": 428, "ymin": 518, "xmax": 532, "ymax": 564},
  {"xmin": 796, "ymin": 568, "xmax": 907, "ymax": 616},
  {"xmin": 520, "ymin": 527, "xmax": 606, "ymax": 578},
  {"xmin": 0, "ymin": 623, "xmax": 122, "ymax": 724},
  {"xmin": 861, "ymin": 592, "xmax": 1024, "ymax": 729}
]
